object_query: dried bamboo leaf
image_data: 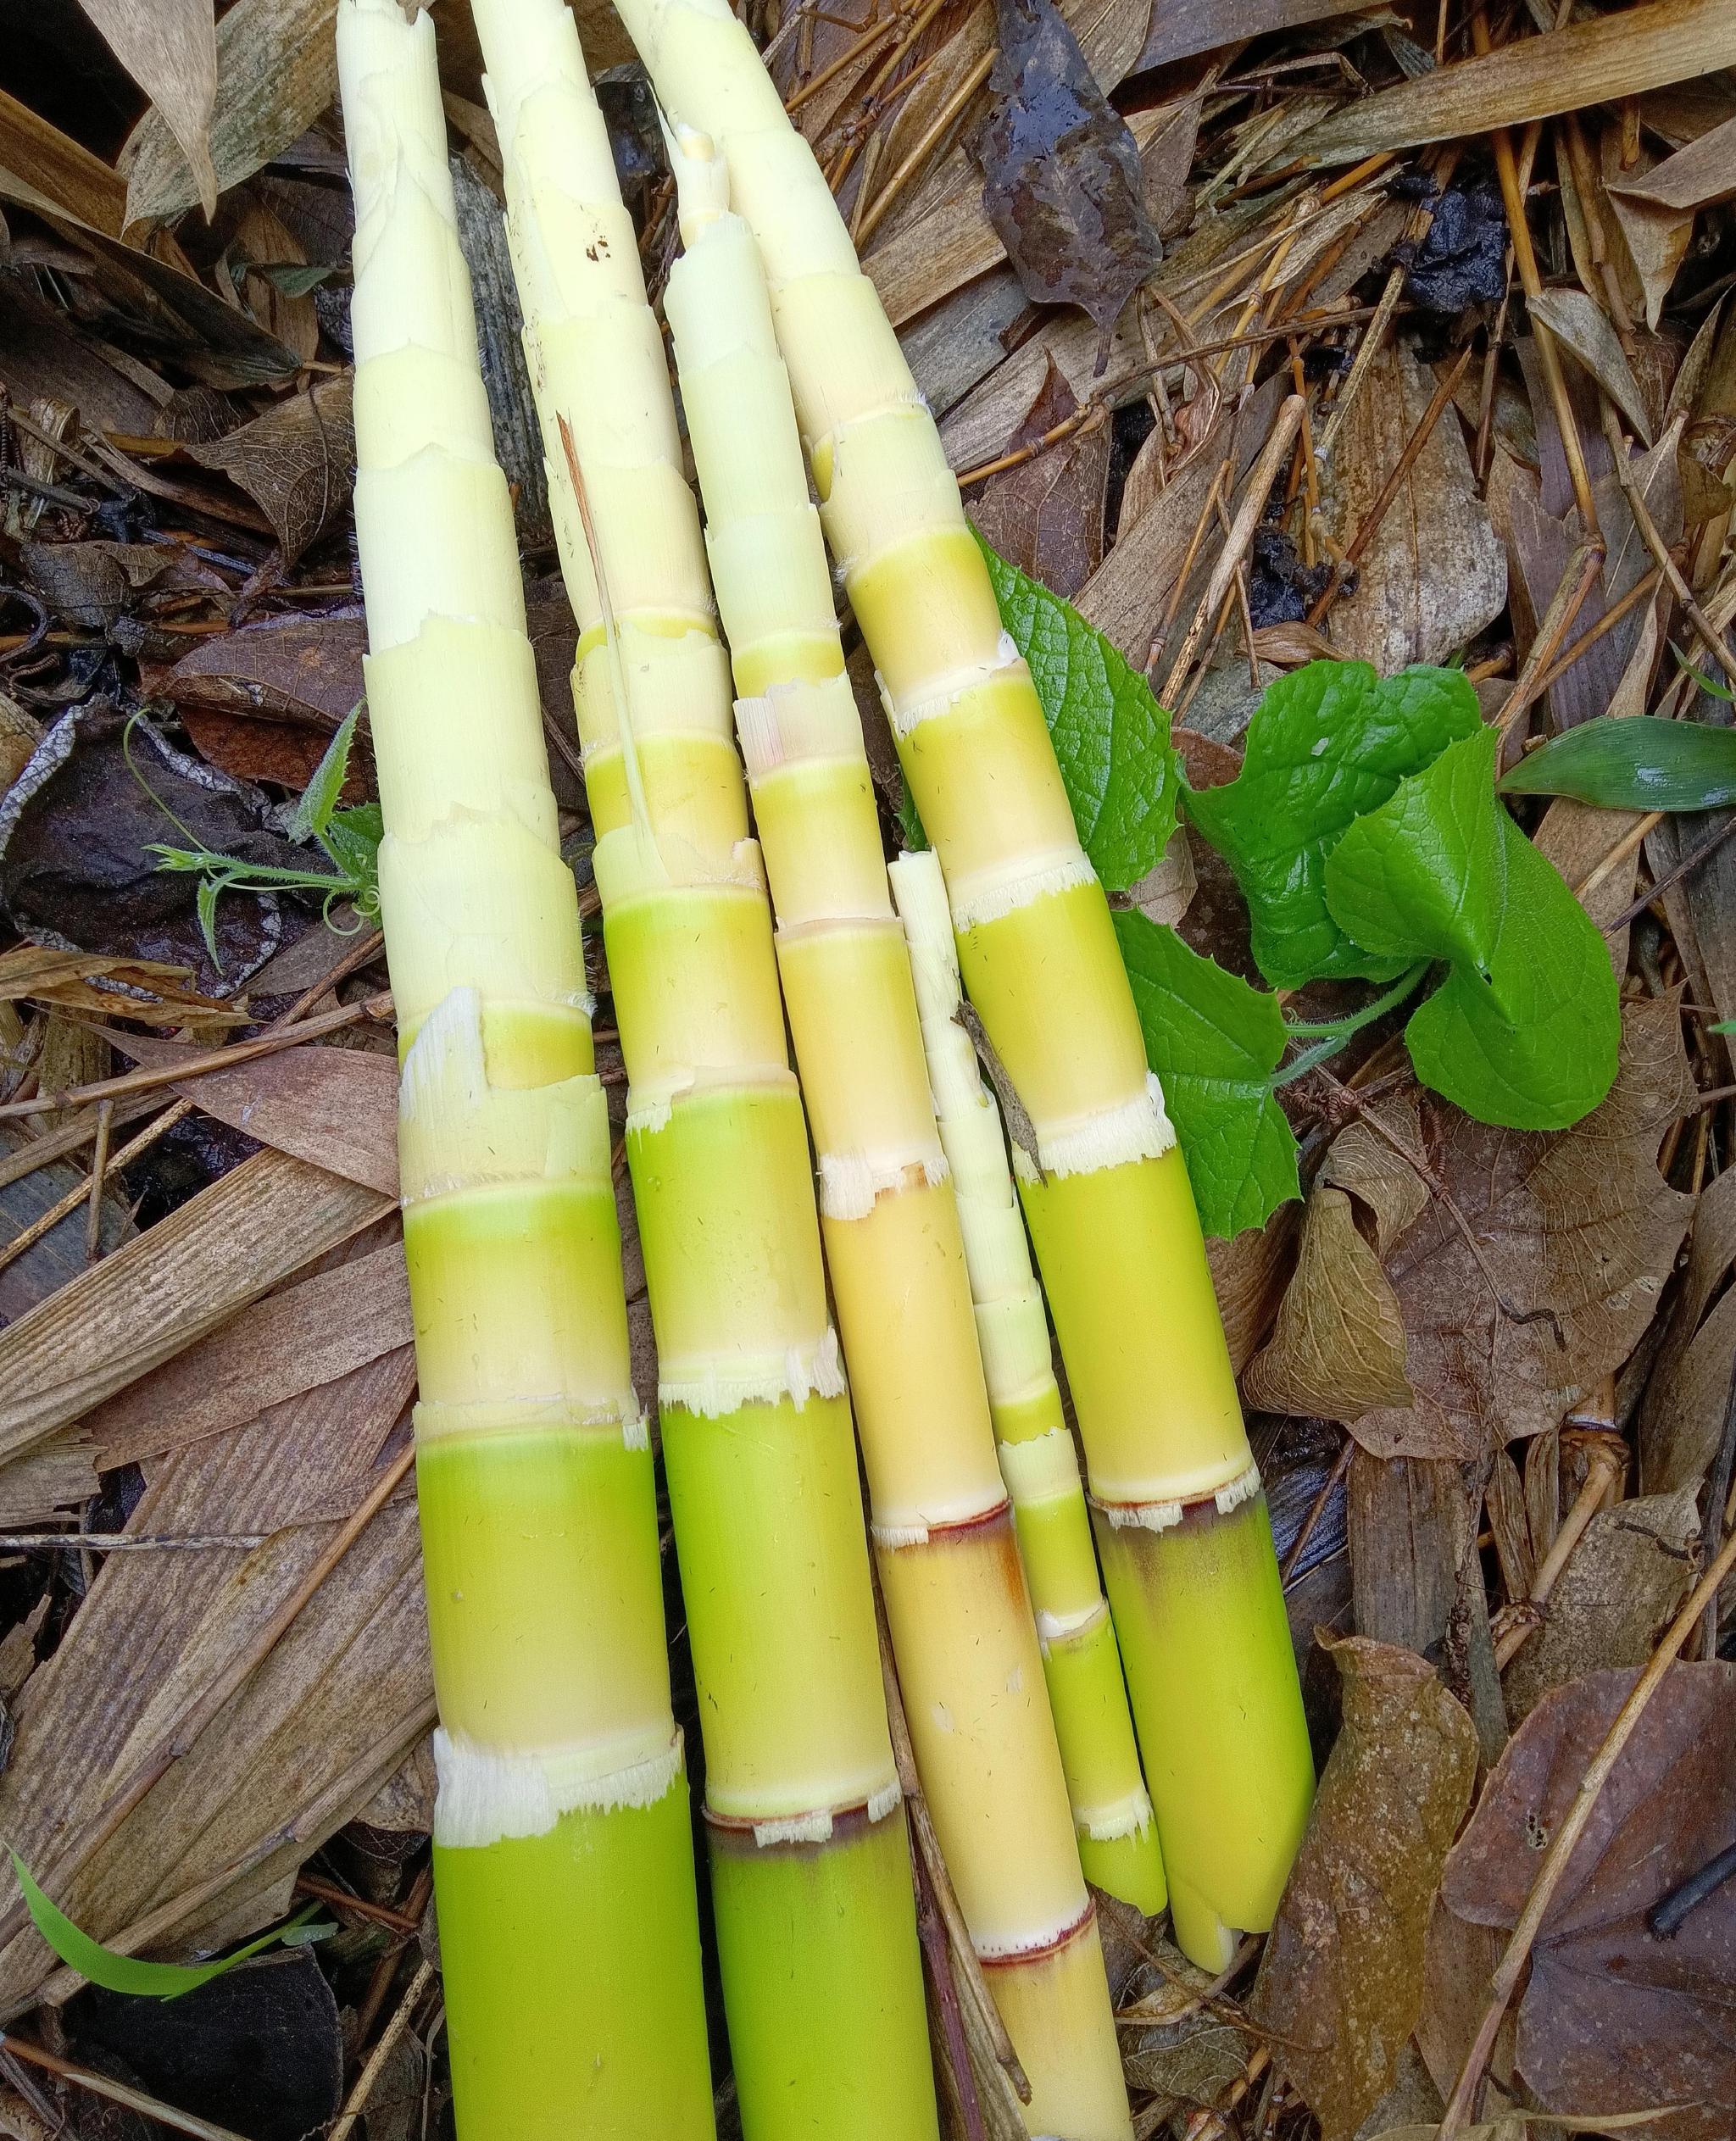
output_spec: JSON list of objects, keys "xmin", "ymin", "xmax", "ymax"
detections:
[
  {"xmin": 0, "ymin": 1148, "xmax": 392, "ymax": 1465},
  {"xmin": 75, "ymin": 0, "xmax": 219, "ymax": 219},
  {"xmin": 1527, "ymin": 286, "xmax": 1652, "ymax": 445},
  {"xmin": 0, "ymin": 86, "xmax": 128, "ymax": 233},
  {"xmin": 1293, "ymin": 0, "xmax": 1736, "ymax": 168}
]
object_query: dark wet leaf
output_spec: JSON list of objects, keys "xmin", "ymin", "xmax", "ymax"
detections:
[
  {"xmin": 976, "ymin": 0, "xmax": 1162, "ymax": 352},
  {"xmin": 0, "ymin": 701, "xmax": 307, "ymax": 992},
  {"xmin": 1397, "ymin": 183, "xmax": 1509, "ymax": 314},
  {"xmin": 188, "ymin": 374, "xmax": 354, "ymax": 568},
  {"xmin": 1502, "ymin": 714, "xmax": 1736, "ymax": 811},
  {"xmin": 1433, "ymin": 1664, "xmax": 1736, "ymax": 2141},
  {"xmin": 970, "ymin": 358, "xmax": 1110, "ymax": 598},
  {"xmin": 23, "ymin": 542, "xmax": 227, "ymax": 634},
  {"xmin": 1250, "ymin": 1638, "xmax": 1477, "ymax": 2139},
  {"xmin": 73, "ymin": 1947, "xmax": 342, "ymax": 2141},
  {"xmin": 1246, "ymin": 526, "xmax": 1332, "ymax": 629}
]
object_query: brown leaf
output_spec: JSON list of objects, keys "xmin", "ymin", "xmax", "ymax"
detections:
[
  {"xmin": 0, "ymin": 1148, "xmax": 392, "ymax": 1465},
  {"xmin": 155, "ymin": 610, "xmax": 368, "ymax": 792},
  {"xmin": 1294, "ymin": 0, "xmax": 1736, "ymax": 168},
  {"xmin": 0, "ymin": 84, "xmax": 128, "ymax": 234},
  {"xmin": 86, "ymin": 1235, "xmax": 411, "ymax": 1471},
  {"xmin": 1639, "ymin": 1161, "xmax": 1736, "ymax": 1494},
  {"xmin": 1436, "ymin": 1664, "xmax": 1736, "ymax": 2141},
  {"xmin": 1249, "ymin": 1638, "xmax": 1479, "ymax": 2140},
  {"xmin": 122, "ymin": 0, "xmax": 340, "ymax": 233},
  {"xmin": 1527, "ymin": 288, "xmax": 1653, "ymax": 447},
  {"xmin": 1501, "ymin": 1488, "xmax": 1700, "ymax": 1724},
  {"xmin": 1321, "ymin": 345, "xmax": 1507, "ymax": 675},
  {"xmin": 189, "ymin": 375, "xmax": 354, "ymax": 568},
  {"xmin": 976, "ymin": 0, "xmax": 1161, "ymax": 351},
  {"xmin": 1611, "ymin": 113, "xmax": 1736, "ymax": 215},
  {"xmin": 1243, "ymin": 1187, "xmax": 1413, "ymax": 1426},
  {"xmin": 1349, "ymin": 998, "xmax": 1695, "ymax": 1464},
  {"xmin": 1319, "ymin": 1095, "xmax": 1429, "ymax": 1260},
  {"xmin": 0, "ymin": 945, "xmax": 236, "ymax": 1032},
  {"xmin": 75, "ymin": 0, "xmax": 219, "ymax": 219},
  {"xmin": 1208, "ymin": 1198, "xmax": 1299, "ymax": 1373},
  {"xmin": 104, "ymin": 1032, "xmax": 398, "ymax": 1196},
  {"xmin": 969, "ymin": 359, "xmax": 1110, "ymax": 597}
]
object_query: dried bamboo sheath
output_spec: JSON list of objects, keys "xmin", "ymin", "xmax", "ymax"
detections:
[
  {"xmin": 337, "ymin": 3, "xmax": 713, "ymax": 2133},
  {"xmin": 610, "ymin": 0, "xmax": 1316, "ymax": 1972}
]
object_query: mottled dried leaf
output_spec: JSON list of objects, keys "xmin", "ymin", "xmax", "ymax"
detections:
[
  {"xmin": 1243, "ymin": 1187, "xmax": 1413, "ymax": 1426},
  {"xmin": 75, "ymin": 0, "xmax": 218, "ymax": 218},
  {"xmin": 976, "ymin": 0, "xmax": 1162, "ymax": 348},
  {"xmin": 1437, "ymin": 1665, "xmax": 1736, "ymax": 2141},
  {"xmin": 1349, "ymin": 997, "xmax": 1694, "ymax": 1461},
  {"xmin": 189, "ymin": 375, "xmax": 354, "ymax": 569},
  {"xmin": 1250, "ymin": 1638, "xmax": 1479, "ymax": 2139}
]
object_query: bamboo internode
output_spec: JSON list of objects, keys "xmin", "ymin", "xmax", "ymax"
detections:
[
  {"xmin": 608, "ymin": 0, "xmax": 1316, "ymax": 1968},
  {"xmin": 663, "ymin": 127, "xmax": 1132, "ymax": 2141},
  {"xmin": 337, "ymin": 2, "xmax": 713, "ymax": 2130},
  {"xmin": 468, "ymin": 1, "xmax": 938, "ymax": 2133}
]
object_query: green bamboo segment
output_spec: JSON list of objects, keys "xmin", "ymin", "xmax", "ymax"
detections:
[
  {"xmin": 468, "ymin": 3, "xmax": 937, "ymax": 2132},
  {"xmin": 337, "ymin": 4, "xmax": 712, "ymax": 2133},
  {"xmin": 605, "ymin": 0, "xmax": 1315, "ymax": 1967},
  {"xmin": 892, "ymin": 851, "xmax": 1166, "ymax": 1918},
  {"xmin": 663, "ymin": 133, "xmax": 1130, "ymax": 2139}
]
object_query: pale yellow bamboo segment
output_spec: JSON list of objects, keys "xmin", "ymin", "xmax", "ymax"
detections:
[
  {"xmin": 339, "ymin": 3, "xmax": 711, "ymax": 2131},
  {"xmin": 606, "ymin": 0, "xmax": 1313, "ymax": 1968},
  {"xmin": 665, "ymin": 134, "xmax": 1129, "ymax": 2140},
  {"xmin": 469, "ymin": 3, "xmax": 934, "ymax": 2131}
]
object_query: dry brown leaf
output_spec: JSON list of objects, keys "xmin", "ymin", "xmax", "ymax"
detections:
[
  {"xmin": 1433, "ymin": 1665, "xmax": 1736, "ymax": 2141},
  {"xmin": 1243, "ymin": 1187, "xmax": 1413, "ymax": 1426},
  {"xmin": 1501, "ymin": 1487, "xmax": 1700, "ymax": 1724},
  {"xmin": 122, "ymin": 0, "xmax": 340, "ymax": 233},
  {"xmin": 1321, "ymin": 344, "xmax": 1506, "ymax": 674},
  {"xmin": 1294, "ymin": 0, "xmax": 1736, "ymax": 167},
  {"xmin": 0, "ymin": 944, "xmax": 238, "ymax": 1033},
  {"xmin": 105, "ymin": 1031, "xmax": 398, "ymax": 1196},
  {"xmin": 0, "ymin": 85, "xmax": 128, "ymax": 234},
  {"xmin": 969, "ymin": 359, "xmax": 1110, "ymax": 597},
  {"xmin": 1319, "ymin": 1095, "xmax": 1429, "ymax": 1259},
  {"xmin": 1611, "ymin": 113, "xmax": 1736, "ymax": 216},
  {"xmin": 1207, "ymin": 1199, "xmax": 1299, "ymax": 1373},
  {"xmin": 1349, "ymin": 997, "xmax": 1695, "ymax": 1463},
  {"xmin": 87, "ymin": 1236, "xmax": 411, "ymax": 1470},
  {"xmin": 0, "ymin": 1148, "xmax": 392, "ymax": 1465},
  {"xmin": 75, "ymin": 0, "xmax": 219, "ymax": 220},
  {"xmin": 1249, "ymin": 1638, "xmax": 1479, "ymax": 2140},
  {"xmin": 1639, "ymin": 1160, "xmax": 1736, "ymax": 1494},
  {"xmin": 0, "ymin": 1343, "xmax": 430, "ymax": 2017},
  {"xmin": 1527, "ymin": 287, "xmax": 1653, "ymax": 446},
  {"xmin": 189, "ymin": 375, "xmax": 355, "ymax": 568}
]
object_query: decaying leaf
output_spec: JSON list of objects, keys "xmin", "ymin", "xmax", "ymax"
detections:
[
  {"xmin": 153, "ymin": 611, "xmax": 370, "ymax": 794},
  {"xmin": 1433, "ymin": 1665, "xmax": 1736, "ymax": 2141},
  {"xmin": 1640, "ymin": 1162, "xmax": 1736, "ymax": 1495},
  {"xmin": 75, "ymin": 0, "xmax": 220, "ymax": 220},
  {"xmin": 1527, "ymin": 288, "xmax": 1654, "ymax": 446},
  {"xmin": 1501, "ymin": 1488, "xmax": 1700, "ymax": 1723},
  {"xmin": 969, "ymin": 359, "xmax": 1110, "ymax": 598},
  {"xmin": 1347, "ymin": 997, "xmax": 1695, "ymax": 1462},
  {"xmin": 976, "ymin": 0, "xmax": 1162, "ymax": 353},
  {"xmin": 122, "ymin": 0, "xmax": 341, "ymax": 232},
  {"xmin": 1242, "ymin": 1187, "xmax": 1413, "ymax": 1426},
  {"xmin": 1249, "ymin": 1638, "xmax": 1479, "ymax": 2139},
  {"xmin": 188, "ymin": 375, "xmax": 355, "ymax": 569}
]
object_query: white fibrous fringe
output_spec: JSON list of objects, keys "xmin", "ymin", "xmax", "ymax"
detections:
[
  {"xmin": 996, "ymin": 1426, "xmax": 1082, "ymax": 1507},
  {"xmin": 1078, "ymin": 1788, "xmax": 1155, "ymax": 1843},
  {"xmin": 945, "ymin": 851, "xmax": 1096, "ymax": 932},
  {"xmin": 872, "ymin": 1519, "xmax": 929, "ymax": 1549},
  {"xmin": 1036, "ymin": 1075, "xmax": 1176, "ymax": 1180},
  {"xmin": 1215, "ymin": 1463, "xmax": 1262, "ymax": 1515},
  {"xmin": 1098, "ymin": 1462, "xmax": 1266, "ymax": 1532},
  {"xmin": 1035, "ymin": 1599, "xmax": 1106, "ymax": 1649},
  {"xmin": 624, "ymin": 1085, "xmax": 675, "ymax": 1137},
  {"xmin": 747, "ymin": 1774, "xmax": 903, "ymax": 1849},
  {"xmin": 816, "ymin": 1144, "xmax": 948, "ymax": 1221},
  {"xmin": 871, "ymin": 1484, "xmax": 1005, "ymax": 1549},
  {"xmin": 658, "ymin": 1326, "xmax": 845, "ymax": 1415},
  {"xmin": 433, "ymin": 1725, "xmax": 682, "ymax": 1848},
  {"xmin": 882, "ymin": 631, "xmax": 1023, "ymax": 739},
  {"xmin": 866, "ymin": 1777, "xmax": 903, "ymax": 1822}
]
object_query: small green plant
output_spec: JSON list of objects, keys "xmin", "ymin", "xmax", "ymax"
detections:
[
  {"xmin": 977, "ymin": 537, "xmax": 1623, "ymax": 1236},
  {"xmin": 132, "ymin": 707, "xmax": 382, "ymax": 968},
  {"xmin": 13, "ymin": 1852, "xmax": 329, "ymax": 1999}
]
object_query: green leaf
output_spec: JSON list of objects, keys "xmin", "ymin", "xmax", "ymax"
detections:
[
  {"xmin": 11, "ymin": 1855, "xmax": 321, "ymax": 2000},
  {"xmin": 290, "ymin": 705, "xmax": 361, "ymax": 845},
  {"xmin": 1500, "ymin": 715, "xmax": 1736, "ymax": 811},
  {"xmin": 1326, "ymin": 728, "xmax": 1620, "ymax": 1129},
  {"xmin": 1183, "ymin": 660, "xmax": 1484, "ymax": 987},
  {"xmin": 895, "ymin": 776, "xmax": 928, "ymax": 854},
  {"xmin": 1112, "ymin": 911, "xmax": 1300, "ymax": 1237},
  {"xmin": 254, "ymin": 261, "xmax": 338, "ymax": 298},
  {"xmin": 975, "ymin": 529, "xmax": 1180, "ymax": 892},
  {"xmin": 321, "ymin": 802, "xmax": 383, "ymax": 897},
  {"xmin": 195, "ymin": 875, "xmax": 223, "ymax": 970}
]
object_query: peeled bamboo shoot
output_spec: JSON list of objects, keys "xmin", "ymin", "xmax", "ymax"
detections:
[{"xmin": 337, "ymin": 3, "xmax": 712, "ymax": 2130}]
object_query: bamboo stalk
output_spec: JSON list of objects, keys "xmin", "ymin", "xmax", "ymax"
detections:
[
  {"xmin": 336, "ymin": 6, "xmax": 713, "ymax": 2133},
  {"xmin": 611, "ymin": 0, "xmax": 1316, "ymax": 1970},
  {"xmin": 466, "ymin": 3, "xmax": 938, "ymax": 2133},
  {"xmin": 662, "ymin": 127, "xmax": 1133, "ymax": 2139}
]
